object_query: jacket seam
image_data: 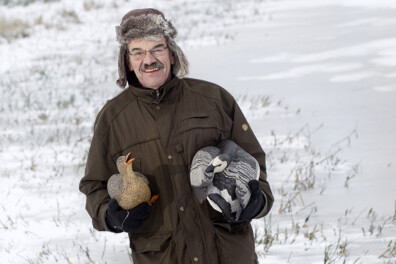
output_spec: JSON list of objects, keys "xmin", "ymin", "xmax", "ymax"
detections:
[
  {"xmin": 96, "ymin": 91, "xmax": 138, "ymax": 148},
  {"xmin": 182, "ymin": 78, "xmax": 223, "ymax": 101},
  {"xmin": 110, "ymin": 135, "xmax": 161, "ymax": 157}
]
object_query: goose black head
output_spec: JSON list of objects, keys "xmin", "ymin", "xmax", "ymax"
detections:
[{"xmin": 205, "ymin": 153, "xmax": 231, "ymax": 174}]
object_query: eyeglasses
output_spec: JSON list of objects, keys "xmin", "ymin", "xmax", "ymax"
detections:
[{"xmin": 128, "ymin": 46, "xmax": 169, "ymax": 60}]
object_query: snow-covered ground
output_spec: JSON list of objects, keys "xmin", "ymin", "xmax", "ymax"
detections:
[{"xmin": 1, "ymin": 0, "xmax": 395, "ymax": 263}]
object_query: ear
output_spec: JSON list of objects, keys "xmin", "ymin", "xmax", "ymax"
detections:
[
  {"xmin": 171, "ymin": 52, "xmax": 175, "ymax": 65},
  {"xmin": 126, "ymin": 57, "xmax": 134, "ymax": 71}
]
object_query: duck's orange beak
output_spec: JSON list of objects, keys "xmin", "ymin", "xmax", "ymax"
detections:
[{"xmin": 125, "ymin": 153, "xmax": 135, "ymax": 165}]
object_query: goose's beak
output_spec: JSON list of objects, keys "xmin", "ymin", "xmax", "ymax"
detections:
[{"xmin": 125, "ymin": 153, "xmax": 135, "ymax": 165}]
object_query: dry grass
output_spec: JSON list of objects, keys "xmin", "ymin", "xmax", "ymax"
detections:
[
  {"xmin": 0, "ymin": 16, "xmax": 29, "ymax": 42},
  {"xmin": 0, "ymin": 0, "xmax": 58, "ymax": 6}
]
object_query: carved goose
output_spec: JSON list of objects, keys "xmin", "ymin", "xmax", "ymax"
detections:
[{"xmin": 190, "ymin": 140, "xmax": 260, "ymax": 220}]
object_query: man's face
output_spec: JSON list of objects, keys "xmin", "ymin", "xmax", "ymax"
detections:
[{"xmin": 127, "ymin": 36, "xmax": 174, "ymax": 89}]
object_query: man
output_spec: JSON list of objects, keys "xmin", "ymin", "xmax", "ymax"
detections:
[{"xmin": 79, "ymin": 8, "xmax": 274, "ymax": 264}]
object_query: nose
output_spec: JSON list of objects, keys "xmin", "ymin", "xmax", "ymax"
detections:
[{"xmin": 142, "ymin": 51, "xmax": 157, "ymax": 65}]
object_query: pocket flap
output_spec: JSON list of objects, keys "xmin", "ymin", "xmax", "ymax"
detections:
[
  {"xmin": 179, "ymin": 112, "xmax": 221, "ymax": 134},
  {"xmin": 130, "ymin": 232, "xmax": 172, "ymax": 253},
  {"xmin": 181, "ymin": 112, "xmax": 209, "ymax": 120}
]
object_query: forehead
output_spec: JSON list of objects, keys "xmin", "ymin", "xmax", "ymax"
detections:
[{"xmin": 127, "ymin": 36, "xmax": 167, "ymax": 50}]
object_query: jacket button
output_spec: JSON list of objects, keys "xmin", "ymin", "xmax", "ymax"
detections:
[
  {"xmin": 168, "ymin": 155, "xmax": 173, "ymax": 160},
  {"xmin": 179, "ymin": 206, "xmax": 184, "ymax": 212},
  {"xmin": 193, "ymin": 257, "xmax": 199, "ymax": 262}
]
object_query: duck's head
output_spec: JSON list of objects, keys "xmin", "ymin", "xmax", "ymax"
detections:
[
  {"xmin": 124, "ymin": 153, "xmax": 135, "ymax": 166},
  {"xmin": 116, "ymin": 153, "xmax": 135, "ymax": 174}
]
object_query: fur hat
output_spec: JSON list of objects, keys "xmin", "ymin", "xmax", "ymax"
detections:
[{"xmin": 115, "ymin": 8, "xmax": 189, "ymax": 88}]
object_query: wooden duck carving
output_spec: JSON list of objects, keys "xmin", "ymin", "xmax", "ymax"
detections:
[{"xmin": 108, "ymin": 153, "xmax": 158, "ymax": 210}]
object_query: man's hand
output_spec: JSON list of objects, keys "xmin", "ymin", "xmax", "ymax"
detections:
[
  {"xmin": 209, "ymin": 180, "xmax": 265, "ymax": 223},
  {"xmin": 105, "ymin": 198, "xmax": 151, "ymax": 233}
]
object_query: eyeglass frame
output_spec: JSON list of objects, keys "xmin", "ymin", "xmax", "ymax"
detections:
[{"xmin": 128, "ymin": 45, "xmax": 169, "ymax": 60}]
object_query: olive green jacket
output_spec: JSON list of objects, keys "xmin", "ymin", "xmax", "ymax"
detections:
[{"xmin": 79, "ymin": 77, "xmax": 274, "ymax": 264}]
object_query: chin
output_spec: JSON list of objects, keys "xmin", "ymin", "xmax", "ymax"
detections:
[
  {"xmin": 140, "ymin": 75, "xmax": 169, "ymax": 89},
  {"xmin": 137, "ymin": 70, "xmax": 171, "ymax": 89}
]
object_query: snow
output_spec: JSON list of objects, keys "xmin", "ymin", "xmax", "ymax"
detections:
[{"xmin": 1, "ymin": 0, "xmax": 396, "ymax": 263}]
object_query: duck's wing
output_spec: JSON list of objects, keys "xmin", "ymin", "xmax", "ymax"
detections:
[
  {"xmin": 107, "ymin": 173, "xmax": 123, "ymax": 201},
  {"xmin": 190, "ymin": 146, "xmax": 220, "ymax": 203},
  {"xmin": 135, "ymin": 171, "xmax": 149, "ymax": 184}
]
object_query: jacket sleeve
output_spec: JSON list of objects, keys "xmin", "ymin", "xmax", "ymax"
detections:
[
  {"xmin": 79, "ymin": 128, "xmax": 118, "ymax": 231},
  {"xmin": 220, "ymin": 89, "xmax": 274, "ymax": 218}
]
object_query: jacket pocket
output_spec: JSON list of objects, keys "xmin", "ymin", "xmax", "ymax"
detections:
[
  {"xmin": 130, "ymin": 232, "xmax": 172, "ymax": 253},
  {"xmin": 213, "ymin": 222, "xmax": 257, "ymax": 264},
  {"xmin": 179, "ymin": 112, "xmax": 224, "ymax": 134}
]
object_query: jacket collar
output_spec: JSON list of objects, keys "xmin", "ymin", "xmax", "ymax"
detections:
[{"xmin": 128, "ymin": 76, "xmax": 180, "ymax": 104}]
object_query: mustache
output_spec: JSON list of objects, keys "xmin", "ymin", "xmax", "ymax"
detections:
[{"xmin": 140, "ymin": 61, "xmax": 165, "ymax": 71}]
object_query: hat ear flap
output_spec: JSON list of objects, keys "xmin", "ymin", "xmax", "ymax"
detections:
[
  {"xmin": 116, "ymin": 45, "xmax": 128, "ymax": 88},
  {"xmin": 167, "ymin": 37, "xmax": 189, "ymax": 78}
]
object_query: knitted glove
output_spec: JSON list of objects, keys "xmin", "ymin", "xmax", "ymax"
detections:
[
  {"xmin": 105, "ymin": 198, "xmax": 151, "ymax": 233},
  {"xmin": 209, "ymin": 180, "xmax": 264, "ymax": 223}
]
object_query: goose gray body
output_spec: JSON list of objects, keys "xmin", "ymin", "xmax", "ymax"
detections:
[
  {"xmin": 190, "ymin": 146, "xmax": 220, "ymax": 202},
  {"xmin": 190, "ymin": 140, "xmax": 260, "ymax": 221}
]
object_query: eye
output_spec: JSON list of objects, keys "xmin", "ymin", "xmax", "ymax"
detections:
[
  {"xmin": 152, "ymin": 47, "xmax": 165, "ymax": 54},
  {"xmin": 133, "ymin": 51, "xmax": 144, "ymax": 56}
]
